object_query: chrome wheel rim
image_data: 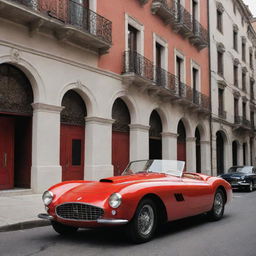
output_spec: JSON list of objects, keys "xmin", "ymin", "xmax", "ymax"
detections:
[
  {"xmin": 214, "ymin": 192, "xmax": 223, "ymax": 216},
  {"xmin": 138, "ymin": 204, "xmax": 154, "ymax": 236},
  {"xmin": 250, "ymin": 182, "xmax": 253, "ymax": 191}
]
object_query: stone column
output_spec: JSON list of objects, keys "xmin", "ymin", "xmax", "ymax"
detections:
[
  {"xmin": 238, "ymin": 143, "xmax": 243, "ymax": 166},
  {"xmin": 31, "ymin": 103, "xmax": 63, "ymax": 193},
  {"xmin": 225, "ymin": 142, "xmax": 232, "ymax": 172},
  {"xmin": 161, "ymin": 132, "xmax": 178, "ymax": 160},
  {"xmin": 201, "ymin": 140, "xmax": 211, "ymax": 175},
  {"xmin": 129, "ymin": 124, "xmax": 150, "ymax": 161},
  {"xmin": 84, "ymin": 117, "xmax": 114, "ymax": 181},
  {"xmin": 186, "ymin": 137, "xmax": 196, "ymax": 172},
  {"xmin": 211, "ymin": 135, "xmax": 217, "ymax": 176}
]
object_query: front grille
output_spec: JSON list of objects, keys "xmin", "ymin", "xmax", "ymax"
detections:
[{"xmin": 56, "ymin": 203, "xmax": 104, "ymax": 221}]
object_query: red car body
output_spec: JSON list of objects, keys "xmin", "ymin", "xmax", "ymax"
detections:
[{"xmin": 42, "ymin": 171, "xmax": 232, "ymax": 229}]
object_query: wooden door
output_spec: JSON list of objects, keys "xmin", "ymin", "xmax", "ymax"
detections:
[
  {"xmin": 112, "ymin": 131, "xmax": 129, "ymax": 176},
  {"xmin": 177, "ymin": 141, "xmax": 186, "ymax": 171},
  {"xmin": 60, "ymin": 124, "xmax": 85, "ymax": 181},
  {"xmin": 0, "ymin": 117, "xmax": 14, "ymax": 189}
]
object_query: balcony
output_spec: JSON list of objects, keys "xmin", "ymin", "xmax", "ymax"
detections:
[
  {"xmin": 151, "ymin": 0, "xmax": 172, "ymax": 24},
  {"xmin": 150, "ymin": 0, "xmax": 209, "ymax": 50},
  {"xmin": 170, "ymin": 1, "xmax": 193, "ymax": 38},
  {"xmin": 122, "ymin": 51, "xmax": 210, "ymax": 114},
  {"xmin": 218, "ymin": 108, "xmax": 227, "ymax": 120},
  {"xmin": 233, "ymin": 115, "xmax": 252, "ymax": 132},
  {"xmin": 122, "ymin": 51, "xmax": 154, "ymax": 87},
  {"xmin": 189, "ymin": 19, "xmax": 209, "ymax": 50},
  {"xmin": 0, "ymin": 0, "xmax": 112, "ymax": 54}
]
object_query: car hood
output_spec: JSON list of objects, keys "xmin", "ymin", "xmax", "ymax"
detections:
[
  {"xmin": 51, "ymin": 173, "xmax": 179, "ymax": 207},
  {"xmin": 220, "ymin": 172, "xmax": 246, "ymax": 179}
]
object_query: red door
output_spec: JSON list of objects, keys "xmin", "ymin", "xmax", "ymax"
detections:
[
  {"xmin": 112, "ymin": 132, "xmax": 129, "ymax": 176},
  {"xmin": 0, "ymin": 117, "xmax": 14, "ymax": 190},
  {"xmin": 177, "ymin": 141, "xmax": 186, "ymax": 171},
  {"xmin": 60, "ymin": 124, "xmax": 85, "ymax": 181}
]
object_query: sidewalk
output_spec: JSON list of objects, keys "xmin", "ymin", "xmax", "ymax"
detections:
[{"xmin": 0, "ymin": 190, "xmax": 50, "ymax": 232}]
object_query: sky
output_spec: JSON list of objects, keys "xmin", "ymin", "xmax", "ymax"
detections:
[{"xmin": 243, "ymin": 0, "xmax": 256, "ymax": 17}]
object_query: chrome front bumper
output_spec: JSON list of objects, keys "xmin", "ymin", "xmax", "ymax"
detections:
[
  {"xmin": 38, "ymin": 213, "xmax": 54, "ymax": 220},
  {"xmin": 38, "ymin": 213, "xmax": 128, "ymax": 225}
]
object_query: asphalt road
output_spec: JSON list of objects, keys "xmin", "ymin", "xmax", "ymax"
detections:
[{"xmin": 1, "ymin": 191, "xmax": 256, "ymax": 256}]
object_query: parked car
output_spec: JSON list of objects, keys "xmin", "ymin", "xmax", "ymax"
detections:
[
  {"xmin": 38, "ymin": 160, "xmax": 232, "ymax": 243},
  {"xmin": 219, "ymin": 166, "xmax": 256, "ymax": 192}
]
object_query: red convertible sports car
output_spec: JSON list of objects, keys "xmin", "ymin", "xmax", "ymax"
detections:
[{"xmin": 38, "ymin": 160, "xmax": 232, "ymax": 243}]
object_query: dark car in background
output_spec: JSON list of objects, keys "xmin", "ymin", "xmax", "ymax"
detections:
[{"xmin": 219, "ymin": 166, "xmax": 256, "ymax": 192}]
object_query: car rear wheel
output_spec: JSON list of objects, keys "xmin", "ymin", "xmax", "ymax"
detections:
[
  {"xmin": 208, "ymin": 189, "xmax": 225, "ymax": 221},
  {"xmin": 126, "ymin": 198, "xmax": 157, "ymax": 243},
  {"xmin": 51, "ymin": 221, "xmax": 78, "ymax": 235},
  {"xmin": 247, "ymin": 182, "xmax": 253, "ymax": 192}
]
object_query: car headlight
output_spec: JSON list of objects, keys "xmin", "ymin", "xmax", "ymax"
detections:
[
  {"xmin": 109, "ymin": 193, "xmax": 122, "ymax": 208},
  {"xmin": 42, "ymin": 191, "xmax": 54, "ymax": 206},
  {"xmin": 240, "ymin": 176, "xmax": 245, "ymax": 180}
]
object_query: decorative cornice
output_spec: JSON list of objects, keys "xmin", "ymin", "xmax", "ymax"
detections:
[
  {"xmin": 129, "ymin": 124, "xmax": 150, "ymax": 131},
  {"xmin": 234, "ymin": 58, "xmax": 240, "ymax": 66},
  {"xmin": 186, "ymin": 137, "xmax": 196, "ymax": 142},
  {"xmin": 217, "ymin": 42, "xmax": 225, "ymax": 53},
  {"xmin": 218, "ymin": 80, "xmax": 228, "ymax": 89},
  {"xmin": 242, "ymin": 66, "xmax": 248, "ymax": 73},
  {"xmin": 85, "ymin": 116, "xmax": 115, "ymax": 125},
  {"xmin": 233, "ymin": 90, "xmax": 241, "ymax": 98},
  {"xmin": 161, "ymin": 132, "xmax": 178, "ymax": 138},
  {"xmin": 216, "ymin": 1, "xmax": 224, "ymax": 13},
  {"xmin": 242, "ymin": 96, "xmax": 248, "ymax": 102},
  {"xmin": 31, "ymin": 103, "xmax": 64, "ymax": 113},
  {"xmin": 233, "ymin": 24, "xmax": 239, "ymax": 32},
  {"xmin": 241, "ymin": 36, "xmax": 247, "ymax": 43}
]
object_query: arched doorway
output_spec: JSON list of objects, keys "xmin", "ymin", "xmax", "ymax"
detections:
[
  {"xmin": 216, "ymin": 131, "xmax": 225, "ymax": 175},
  {"xmin": 195, "ymin": 127, "xmax": 201, "ymax": 173},
  {"xmin": 232, "ymin": 141, "xmax": 238, "ymax": 166},
  {"xmin": 149, "ymin": 110, "xmax": 162, "ymax": 159},
  {"xmin": 177, "ymin": 121, "xmax": 186, "ymax": 168},
  {"xmin": 60, "ymin": 90, "xmax": 86, "ymax": 181},
  {"xmin": 0, "ymin": 64, "xmax": 33, "ymax": 190},
  {"xmin": 112, "ymin": 99, "xmax": 130, "ymax": 176}
]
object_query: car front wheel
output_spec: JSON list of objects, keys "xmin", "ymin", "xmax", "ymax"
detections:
[
  {"xmin": 51, "ymin": 221, "xmax": 78, "ymax": 235},
  {"xmin": 126, "ymin": 198, "xmax": 157, "ymax": 243},
  {"xmin": 247, "ymin": 181, "xmax": 253, "ymax": 192},
  {"xmin": 208, "ymin": 189, "xmax": 225, "ymax": 221}
]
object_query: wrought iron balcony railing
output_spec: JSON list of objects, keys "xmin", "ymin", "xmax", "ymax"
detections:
[
  {"xmin": 151, "ymin": 0, "xmax": 208, "ymax": 49},
  {"xmin": 123, "ymin": 51, "xmax": 210, "ymax": 112},
  {"xmin": 234, "ymin": 115, "xmax": 251, "ymax": 129},
  {"xmin": 6, "ymin": 0, "xmax": 112, "ymax": 46},
  {"xmin": 123, "ymin": 51, "xmax": 154, "ymax": 81}
]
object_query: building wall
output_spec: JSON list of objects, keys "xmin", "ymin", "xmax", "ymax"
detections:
[
  {"xmin": 0, "ymin": 0, "xmax": 211, "ymax": 193},
  {"xmin": 209, "ymin": 0, "xmax": 256, "ymax": 175}
]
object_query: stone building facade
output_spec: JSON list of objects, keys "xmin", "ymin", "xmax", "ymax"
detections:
[
  {"xmin": 209, "ymin": 0, "xmax": 256, "ymax": 176},
  {"xmin": 0, "ymin": 0, "xmax": 211, "ymax": 192}
]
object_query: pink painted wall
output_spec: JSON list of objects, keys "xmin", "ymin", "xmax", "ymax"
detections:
[{"xmin": 97, "ymin": 0, "xmax": 210, "ymax": 96}]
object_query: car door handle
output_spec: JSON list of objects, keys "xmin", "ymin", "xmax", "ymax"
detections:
[{"xmin": 3, "ymin": 153, "xmax": 7, "ymax": 168}]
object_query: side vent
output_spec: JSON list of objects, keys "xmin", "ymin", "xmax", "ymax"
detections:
[{"xmin": 174, "ymin": 193, "xmax": 184, "ymax": 202}]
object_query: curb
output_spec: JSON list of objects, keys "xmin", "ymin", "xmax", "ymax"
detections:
[{"xmin": 0, "ymin": 219, "xmax": 50, "ymax": 232}]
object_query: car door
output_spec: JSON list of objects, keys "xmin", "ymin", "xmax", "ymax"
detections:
[
  {"xmin": 181, "ymin": 176, "xmax": 213, "ymax": 215},
  {"xmin": 253, "ymin": 168, "xmax": 256, "ymax": 187}
]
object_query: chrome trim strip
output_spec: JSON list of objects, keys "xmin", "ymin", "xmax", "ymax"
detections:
[
  {"xmin": 38, "ymin": 213, "xmax": 54, "ymax": 220},
  {"xmin": 97, "ymin": 219, "xmax": 128, "ymax": 224}
]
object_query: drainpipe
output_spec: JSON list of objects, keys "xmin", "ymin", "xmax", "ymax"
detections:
[{"xmin": 207, "ymin": 0, "xmax": 213, "ymax": 176}]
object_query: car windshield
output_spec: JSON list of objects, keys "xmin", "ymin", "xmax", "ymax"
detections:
[
  {"xmin": 228, "ymin": 166, "xmax": 252, "ymax": 174},
  {"xmin": 122, "ymin": 160, "xmax": 185, "ymax": 177}
]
